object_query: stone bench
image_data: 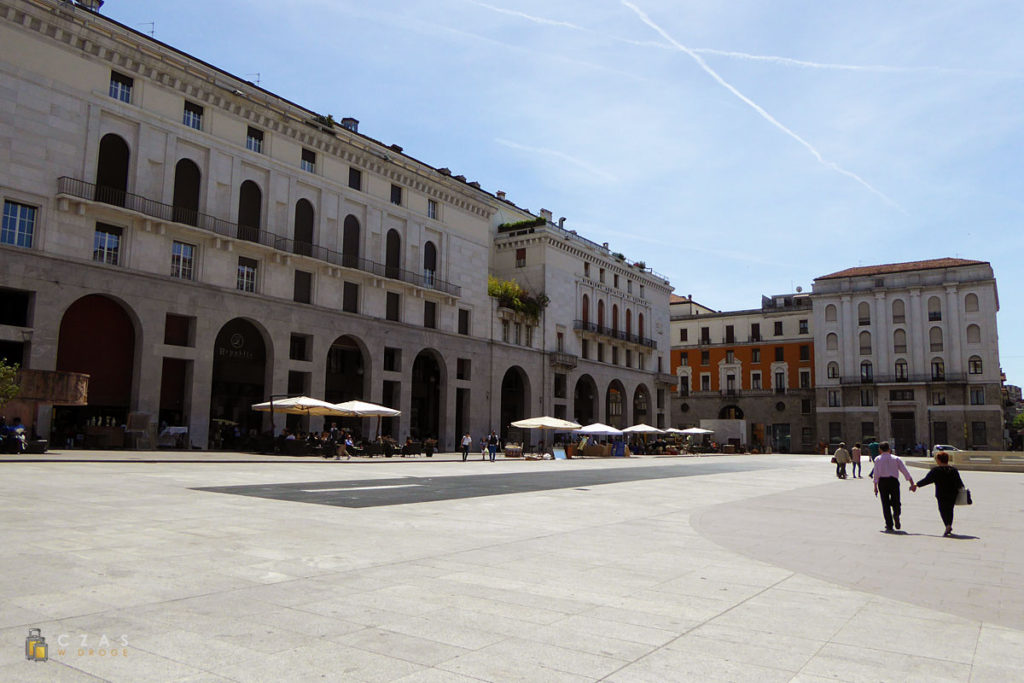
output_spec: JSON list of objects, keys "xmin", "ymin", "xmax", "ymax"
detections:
[{"xmin": 948, "ymin": 451, "xmax": 1024, "ymax": 471}]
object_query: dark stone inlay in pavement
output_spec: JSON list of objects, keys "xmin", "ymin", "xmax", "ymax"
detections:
[{"xmin": 193, "ymin": 461, "xmax": 784, "ymax": 508}]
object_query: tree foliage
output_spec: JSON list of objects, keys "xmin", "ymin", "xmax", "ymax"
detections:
[
  {"xmin": 1013, "ymin": 411, "xmax": 1024, "ymax": 431},
  {"xmin": 0, "ymin": 359, "xmax": 20, "ymax": 408},
  {"xmin": 487, "ymin": 276, "xmax": 549, "ymax": 321}
]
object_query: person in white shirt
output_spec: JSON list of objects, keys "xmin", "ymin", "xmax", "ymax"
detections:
[{"xmin": 871, "ymin": 442, "xmax": 917, "ymax": 531}]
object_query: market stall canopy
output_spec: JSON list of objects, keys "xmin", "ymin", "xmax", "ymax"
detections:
[
  {"xmin": 574, "ymin": 422, "xmax": 624, "ymax": 436},
  {"xmin": 331, "ymin": 400, "xmax": 401, "ymax": 417},
  {"xmin": 622, "ymin": 424, "xmax": 665, "ymax": 434},
  {"xmin": 679, "ymin": 426, "xmax": 714, "ymax": 434},
  {"xmin": 511, "ymin": 416, "xmax": 582, "ymax": 430},
  {"xmin": 251, "ymin": 396, "xmax": 350, "ymax": 416}
]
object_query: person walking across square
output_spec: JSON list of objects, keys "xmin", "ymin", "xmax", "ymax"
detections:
[
  {"xmin": 487, "ymin": 431, "xmax": 498, "ymax": 462},
  {"xmin": 872, "ymin": 442, "xmax": 916, "ymax": 531},
  {"xmin": 914, "ymin": 450, "xmax": 965, "ymax": 536},
  {"xmin": 833, "ymin": 442, "xmax": 851, "ymax": 479},
  {"xmin": 460, "ymin": 432, "xmax": 473, "ymax": 461},
  {"xmin": 850, "ymin": 442, "xmax": 863, "ymax": 478}
]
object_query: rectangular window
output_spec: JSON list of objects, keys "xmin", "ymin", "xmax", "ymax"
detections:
[
  {"xmin": 458, "ymin": 309, "xmax": 470, "ymax": 335},
  {"xmin": 237, "ymin": 257, "xmax": 257, "ymax": 292},
  {"xmin": 799, "ymin": 345, "xmax": 810, "ymax": 361},
  {"xmin": 612, "ymin": 347, "xmax": 619, "ymax": 365},
  {"xmin": 700, "ymin": 326, "xmax": 710, "ymax": 344},
  {"xmin": 1, "ymin": 201, "xmax": 35, "ymax": 248},
  {"xmin": 829, "ymin": 422, "xmax": 842, "ymax": 442},
  {"xmin": 678, "ymin": 378, "xmax": 689, "ymax": 397},
  {"xmin": 889, "ymin": 389, "xmax": 914, "ymax": 401},
  {"xmin": 289, "ymin": 333, "xmax": 310, "ymax": 361},
  {"xmin": 802, "ymin": 427, "xmax": 813, "ymax": 445},
  {"xmin": 514, "ymin": 323, "xmax": 522, "ymax": 345},
  {"xmin": 752, "ymin": 348, "xmax": 761, "ymax": 363},
  {"xmin": 700, "ymin": 374, "xmax": 711, "ymax": 391},
  {"xmin": 390, "ymin": 184, "xmax": 402, "ymax": 206},
  {"xmin": 970, "ymin": 388, "xmax": 985, "ymax": 405},
  {"xmin": 638, "ymin": 353, "xmax": 645, "ymax": 370},
  {"xmin": 932, "ymin": 390, "xmax": 946, "ymax": 406},
  {"xmin": 293, "ymin": 270, "xmax": 312, "ymax": 304},
  {"xmin": 625, "ymin": 349, "xmax": 632, "ymax": 368},
  {"xmin": 109, "ymin": 71, "xmax": 133, "ymax": 103},
  {"xmin": 301, "ymin": 148, "xmax": 316, "ymax": 173},
  {"xmin": 599, "ymin": 268, "xmax": 605, "ymax": 283},
  {"xmin": 861, "ymin": 389, "xmax": 875, "ymax": 406},
  {"xmin": 525, "ymin": 326, "xmax": 533, "ymax": 347},
  {"xmin": 774, "ymin": 320, "xmax": 783, "ymax": 336},
  {"xmin": 557, "ymin": 331, "xmax": 564, "ymax": 351},
  {"xmin": 680, "ymin": 352, "xmax": 688, "ymax": 366},
  {"xmin": 751, "ymin": 372, "xmax": 762, "ymax": 390},
  {"xmin": 581, "ymin": 339, "xmax": 589, "ymax": 359},
  {"xmin": 775, "ymin": 347, "xmax": 784, "ymax": 362},
  {"xmin": 700, "ymin": 350, "xmax": 709, "ymax": 366},
  {"xmin": 164, "ymin": 314, "xmax": 194, "ymax": 347},
  {"xmin": 457, "ymin": 358, "xmax": 471, "ymax": 380},
  {"xmin": 800, "ymin": 370, "xmax": 811, "ymax": 388},
  {"xmin": 383, "ymin": 347, "xmax": 401, "ymax": 372},
  {"xmin": 971, "ymin": 421, "xmax": 987, "ymax": 446},
  {"xmin": 613, "ymin": 274, "xmax": 619, "ymax": 288},
  {"xmin": 342, "ymin": 282, "xmax": 358, "ymax": 313},
  {"xmin": 750, "ymin": 323, "xmax": 760, "ymax": 341},
  {"xmin": 386, "ymin": 292, "xmax": 400, "ymax": 321},
  {"xmin": 554, "ymin": 373, "xmax": 567, "ymax": 398},
  {"xmin": 725, "ymin": 350, "xmax": 735, "ymax": 363},
  {"xmin": 501, "ymin": 319, "xmax": 509, "ymax": 343},
  {"xmin": 287, "ymin": 370, "xmax": 308, "ymax": 396},
  {"xmin": 424, "ymin": 300, "xmax": 436, "ymax": 329},
  {"xmin": 929, "ymin": 310, "xmax": 942, "ymax": 322},
  {"xmin": 775, "ymin": 371, "xmax": 786, "ymax": 393},
  {"xmin": 725, "ymin": 325, "xmax": 734, "ymax": 343},
  {"xmin": 246, "ymin": 126, "xmax": 264, "ymax": 153},
  {"xmin": 183, "ymin": 101, "xmax": 203, "ymax": 130},
  {"xmin": 93, "ymin": 224, "xmax": 122, "ymax": 265},
  {"xmin": 862, "ymin": 422, "xmax": 875, "ymax": 442},
  {"xmin": 657, "ymin": 388, "xmax": 665, "ymax": 410},
  {"xmin": 801, "ymin": 398, "xmax": 812, "ymax": 414},
  {"xmin": 427, "ymin": 199, "xmax": 438, "ymax": 220},
  {"xmin": 170, "ymin": 241, "xmax": 195, "ymax": 280},
  {"xmin": 583, "ymin": 262, "xmax": 590, "ymax": 278},
  {"xmin": 679, "ymin": 329, "xmax": 688, "ymax": 342},
  {"xmin": 348, "ymin": 167, "xmax": 362, "ymax": 190},
  {"xmin": 515, "ymin": 248, "xmax": 526, "ymax": 268},
  {"xmin": 799, "ymin": 319, "xmax": 809, "ymax": 334},
  {"xmin": 597, "ymin": 343, "xmax": 604, "ymax": 363}
]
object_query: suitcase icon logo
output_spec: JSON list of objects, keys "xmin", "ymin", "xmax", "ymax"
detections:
[{"xmin": 26, "ymin": 628, "xmax": 48, "ymax": 662}]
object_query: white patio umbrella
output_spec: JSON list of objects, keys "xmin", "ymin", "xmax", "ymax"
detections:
[
  {"xmin": 574, "ymin": 422, "xmax": 623, "ymax": 436},
  {"xmin": 331, "ymin": 399, "xmax": 401, "ymax": 439},
  {"xmin": 621, "ymin": 424, "xmax": 665, "ymax": 434},
  {"xmin": 680, "ymin": 426, "xmax": 714, "ymax": 435},
  {"xmin": 511, "ymin": 416, "xmax": 581, "ymax": 430},
  {"xmin": 252, "ymin": 396, "xmax": 350, "ymax": 416}
]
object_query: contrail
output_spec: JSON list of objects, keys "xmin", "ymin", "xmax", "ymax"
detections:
[
  {"xmin": 495, "ymin": 138, "xmax": 618, "ymax": 182},
  {"xmin": 621, "ymin": 1, "xmax": 901, "ymax": 209}
]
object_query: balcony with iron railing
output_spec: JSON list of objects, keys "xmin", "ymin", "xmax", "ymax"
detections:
[
  {"xmin": 573, "ymin": 319, "xmax": 657, "ymax": 349},
  {"xmin": 57, "ymin": 177, "xmax": 462, "ymax": 297},
  {"xmin": 839, "ymin": 372, "xmax": 967, "ymax": 385}
]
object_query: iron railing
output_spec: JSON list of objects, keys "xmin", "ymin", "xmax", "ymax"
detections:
[
  {"xmin": 840, "ymin": 372, "xmax": 968, "ymax": 385},
  {"xmin": 572, "ymin": 319, "xmax": 657, "ymax": 349},
  {"xmin": 57, "ymin": 177, "xmax": 462, "ymax": 297}
]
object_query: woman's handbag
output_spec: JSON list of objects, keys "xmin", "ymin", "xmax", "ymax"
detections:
[
  {"xmin": 955, "ymin": 487, "xmax": 972, "ymax": 506},
  {"xmin": 830, "ymin": 456, "xmax": 837, "ymax": 463}
]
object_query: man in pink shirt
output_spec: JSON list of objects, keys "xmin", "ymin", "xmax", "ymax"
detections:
[{"xmin": 872, "ymin": 441, "xmax": 917, "ymax": 531}]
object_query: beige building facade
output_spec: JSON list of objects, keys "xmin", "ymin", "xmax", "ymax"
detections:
[{"xmin": 0, "ymin": 0, "xmax": 671, "ymax": 449}]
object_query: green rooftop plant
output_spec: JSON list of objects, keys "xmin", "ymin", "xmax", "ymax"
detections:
[
  {"xmin": 497, "ymin": 217, "xmax": 546, "ymax": 231},
  {"xmin": 488, "ymin": 276, "xmax": 549, "ymax": 322}
]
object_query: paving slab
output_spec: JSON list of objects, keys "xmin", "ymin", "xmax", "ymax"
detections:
[{"xmin": 0, "ymin": 453, "xmax": 1021, "ymax": 681}]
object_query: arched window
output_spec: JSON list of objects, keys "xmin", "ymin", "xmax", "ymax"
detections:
[
  {"xmin": 825, "ymin": 304, "xmax": 837, "ymax": 322},
  {"xmin": 859, "ymin": 331, "xmax": 871, "ymax": 355},
  {"xmin": 385, "ymin": 229, "xmax": 401, "ymax": 279},
  {"xmin": 928, "ymin": 296, "xmax": 942, "ymax": 322},
  {"xmin": 969, "ymin": 355, "xmax": 983, "ymax": 374},
  {"xmin": 858, "ymin": 301, "xmax": 871, "ymax": 326},
  {"xmin": 826, "ymin": 333, "xmax": 838, "ymax": 351},
  {"xmin": 423, "ymin": 241, "xmax": 437, "ymax": 286},
  {"xmin": 895, "ymin": 358, "xmax": 909, "ymax": 381},
  {"xmin": 931, "ymin": 357, "xmax": 945, "ymax": 380},
  {"xmin": 638, "ymin": 312, "xmax": 645, "ymax": 339},
  {"xmin": 929, "ymin": 326, "xmax": 943, "ymax": 352},
  {"xmin": 893, "ymin": 329, "xmax": 907, "ymax": 353},
  {"xmin": 892, "ymin": 299, "xmax": 905, "ymax": 323},
  {"xmin": 964, "ymin": 293, "xmax": 979, "ymax": 312},
  {"xmin": 597, "ymin": 300, "xmax": 605, "ymax": 328},
  {"xmin": 293, "ymin": 199, "xmax": 314, "ymax": 256},
  {"xmin": 827, "ymin": 361, "xmax": 839, "ymax": 379},
  {"xmin": 625, "ymin": 309, "xmax": 632, "ymax": 337},
  {"xmin": 342, "ymin": 215, "xmax": 360, "ymax": 267},
  {"xmin": 172, "ymin": 158, "xmax": 201, "ymax": 226},
  {"xmin": 237, "ymin": 180, "xmax": 262, "ymax": 242},
  {"xmin": 95, "ymin": 133, "xmax": 130, "ymax": 207},
  {"xmin": 612, "ymin": 304, "xmax": 619, "ymax": 333},
  {"xmin": 860, "ymin": 361, "xmax": 873, "ymax": 381},
  {"xmin": 581, "ymin": 294, "xmax": 589, "ymax": 324},
  {"xmin": 966, "ymin": 324, "xmax": 981, "ymax": 344}
]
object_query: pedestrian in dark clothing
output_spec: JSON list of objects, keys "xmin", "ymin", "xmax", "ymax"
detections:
[
  {"xmin": 487, "ymin": 431, "xmax": 498, "ymax": 462},
  {"xmin": 914, "ymin": 451, "xmax": 965, "ymax": 537}
]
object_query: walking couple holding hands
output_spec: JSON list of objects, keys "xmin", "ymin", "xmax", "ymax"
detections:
[{"xmin": 870, "ymin": 441, "xmax": 969, "ymax": 537}]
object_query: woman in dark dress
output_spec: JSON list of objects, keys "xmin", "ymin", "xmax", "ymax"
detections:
[{"xmin": 914, "ymin": 451, "xmax": 965, "ymax": 536}]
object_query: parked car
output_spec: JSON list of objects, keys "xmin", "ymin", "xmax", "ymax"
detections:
[{"xmin": 931, "ymin": 444, "xmax": 962, "ymax": 455}]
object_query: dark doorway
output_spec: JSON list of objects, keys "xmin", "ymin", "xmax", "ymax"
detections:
[
  {"xmin": 455, "ymin": 387, "xmax": 469, "ymax": 443},
  {"xmin": 411, "ymin": 350, "xmax": 442, "ymax": 442},
  {"xmin": 95, "ymin": 133, "xmax": 130, "ymax": 206},
  {"xmin": 324, "ymin": 335, "xmax": 366, "ymax": 436},
  {"xmin": 606, "ymin": 380, "xmax": 626, "ymax": 428},
  {"xmin": 53, "ymin": 295, "xmax": 136, "ymax": 446},
  {"xmin": 293, "ymin": 199, "xmax": 314, "ymax": 257},
  {"xmin": 385, "ymin": 229, "xmax": 401, "ymax": 279},
  {"xmin": 770, "ymin": 423, "xmax": 791, "ymax": 453},
  {"xmin": 210, "ymin": 319, "xmax": 267, "ymax": 438},
  {"xmin": 500, "ymin": 366, "xmax": 529, "ymax": 441},
  {"xmin": 574, "ymin": 374, "xmax": 597, "ymax": 426},
  {"xmin": 719, "ymin": 404, "xmax": 744, "ymax": 419},
  {"xmin": 342, "ymin": 215, "xmax": 360, "ymax": 267},
  {"xmin": 172, "ymin": 158, "xmax": 201, "ymax": 226},
  {"xmin": 891, "ymin": 411, "xmax": 916, "ymax": 455},
  {"xmin": 237, "ymin": 180, "xmax": 262, "ymax": 242},
  {"xmin": 159, "ymin": 357, "xmax": 190, "ymax": 428},
  {"xmin": 633, "ymin": 385, "xmax": 650, "ymax": 424}
]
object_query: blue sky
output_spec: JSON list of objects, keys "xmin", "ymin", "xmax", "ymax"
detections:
[{"xmin": 103, "ymin": 0, "xmax": 1024, "ymax": 385}]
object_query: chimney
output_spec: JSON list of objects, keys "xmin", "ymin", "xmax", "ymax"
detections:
[
  {"xmin": 539, "ymin": 208, "xmax": 553, "ymax": 222},
  {"xmin": 558, "ymin": 217, "xmax": 566, "ymax": 228},
  {"xmin": 496, "ymin": 190, "xmax": 506, "ymax": 200},
  {"xmin": 602, "ymin": 242, "xmax": 609, "ymax": 249},
  {"xmin": 341, "ymin": 117, "xmax": 359, "ymax": 132}
]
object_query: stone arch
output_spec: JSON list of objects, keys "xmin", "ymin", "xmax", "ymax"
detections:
[
  {"xmin": 929, "ymin": 326, "xmax": 943, "ymax": 352},
  {"xmin": 210, "ymin": 317, "xmax": 271, "ymax": 436},
  {"xmin": 573, "ymin": 374, "xmax": 598, "ymax": 425},
  {"xmin": 324, "ymin": 334, "xmax": 369, "ymax": 435},
  {"xmin": 826, "ymin": 333, "xmax": 839, "ymax": 351},
  {"xmin": 825, "ymin": 304, "xmax": 837, "ymax": 322},
  {"xmin": 892, "ymin": 299, "xmax": 906, "ymax": 323},
  {"xmin": 95, "ymin": 133, "xmax": 130, "ymax": 206},
  {"xmin": 966, "ymin": 324, "xmax": 981, "ymax": 344},
  {"xmin": 964, "ymin": 293, "xmax": 980, "ymax": 313},
  {"xmin": 632, "ymin": 384, "xmax": 651, "ymax": 424},
  {"xmin": 606, "ymin": 379, "xmax": 626, "ymax": 428},
  {"xmin": 500, "ymin": 366, "xmax": 531, "ymax": 441},
  {"xmin": 411, "ymin": 348, "xmax": 446, "ymax": 443},
  {"xmin": 719, "ymin": 404, "xmax": 743, "ymax": 419},
  {"xmin": 172, "ymin": 158, "xmax": 201, "ymax": 226}
]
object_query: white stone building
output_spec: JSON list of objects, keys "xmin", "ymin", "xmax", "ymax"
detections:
[
  {"xmin": 0, "ymin": 0, "xmax": 671, "ymax": 449},
  {"xmin": 812, "ymin": 258, "xmax": 1002, "ymax": 451}
]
